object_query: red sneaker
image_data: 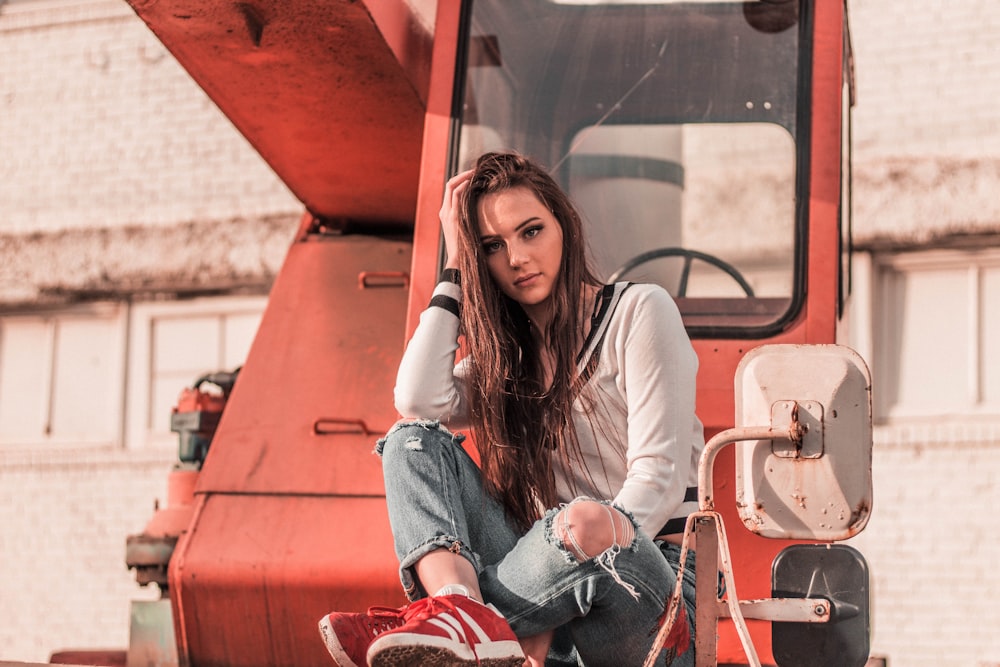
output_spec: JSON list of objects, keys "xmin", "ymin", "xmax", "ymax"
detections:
[
  {"xmin": 318, "ymin": 605, "xmax": 408, "ymax": 667},
  {"xmin": 366, "ymin": 594, "xmax": 525, "ymax": 667}
]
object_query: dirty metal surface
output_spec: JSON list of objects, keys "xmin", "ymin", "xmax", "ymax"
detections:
[
  {"xmin": 195, "ymin": 234, "xmax": 410, "ymax": 495},
  {"xmin": 124, "ymin": 0, "xmax": 429, "ymax": 226},
  {"xmin": 164, "ymin": 233, "xmax": 411, "ymax": 665},
  {"xmin": 171, "ymin": 494, "xmax": 401, "ymax": 667},
  {"xmin": 734, "ymin": 345, "xmax": 873, "ymax": 541}
]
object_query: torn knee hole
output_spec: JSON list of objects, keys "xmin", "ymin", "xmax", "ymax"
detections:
[{"xmin": 555, "ymin": 501, "xmax": 636, "ymax": 563}]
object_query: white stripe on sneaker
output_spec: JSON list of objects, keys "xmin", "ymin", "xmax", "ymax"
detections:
[
  {"xmin": 455, "ymin": 606, "xmax": 493, "ymax": 644},
  {"xmin": 427, "ymin": 615, "xmax": 461, "ymax": 642}
]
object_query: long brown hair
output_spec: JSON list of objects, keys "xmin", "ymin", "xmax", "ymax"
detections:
[{"xmin": 456, "ymin": 151, "xmax": 601, "ymax": 531}]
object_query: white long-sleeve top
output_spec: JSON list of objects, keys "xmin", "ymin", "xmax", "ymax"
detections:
[{"xmin": 394, "ymin": 280, "xmax": 705, "ymax": 539}]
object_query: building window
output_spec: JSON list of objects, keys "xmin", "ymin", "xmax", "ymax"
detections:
[
  {"xmin": 872, "ymin": 248, "xmax": 1000, "ymax": 422},
  {"xmin": 0, "ymin": 303, "xmax": 124, "ymax": 446},
  {"xmin": 126, "ymin": 296, "xmax": 266, "ymax": 449},
  {"xmin": 0, "ymin": 295, "xmax": 266, "ymax": 449}
]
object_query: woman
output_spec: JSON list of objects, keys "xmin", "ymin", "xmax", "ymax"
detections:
[{"xmin": 319, "ymin": 151, "xmax": 705, "ymax": 666}]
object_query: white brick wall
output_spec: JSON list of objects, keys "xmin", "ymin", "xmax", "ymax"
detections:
[
  {"xmin": 849, "ymin": 0, "xmax": 1000, "ymax": 243},
  {"xmin": 849, "ymin": 426, "xmax": 1000, "ymax": 666},
  {"xmin": 0, "ymin": 1, "xmax": 297, "ymax": 662},
  {"xmin": 0, "ymin": 448, "xmax": 169, "ymax": 663},
  {"xmin": 846, "ymin": 2, "xmax": 1000, "ymax": 665},
  {"xmin": 0, "ymin": 0, "xmax": 299, "ymax": 235},
  {"xmin": 849, "ymin": 0, "xmax": 1000, "ymax": 159}
]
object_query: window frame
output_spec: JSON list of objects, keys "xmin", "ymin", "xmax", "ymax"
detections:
[
  {"xmin": 449, "ymin": 0, "xmax": 814, "ymax": 339},
  {"xmin": 0, "ymin": 302, "xmax": 126, "ymax": 448},
  {"xmin": 0, "ymin": 295, "xmax": 268, "ymax": 451},
  {"xmin": 125, "ymin": 295, "xmax": 268, "ymax": 451},
  {"xmin": 867, "ymin": 246, "xmax": 1000, "ymax": 424}
]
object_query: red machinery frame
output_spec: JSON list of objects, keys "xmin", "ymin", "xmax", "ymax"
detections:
[{"xmin": 116, "ymin": 1, "xmax": 853, "ymax": 665}]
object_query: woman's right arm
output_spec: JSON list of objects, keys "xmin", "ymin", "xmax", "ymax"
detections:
[
  {"xmin": 393, "ymin": 170, "xmax": 475, "ymax": 426},
  {"xmin": 393, "ymin": 280, "xmax": 470, "ymax": 427}
]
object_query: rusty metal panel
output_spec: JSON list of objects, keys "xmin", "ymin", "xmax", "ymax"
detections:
[
  {"xmin": 171, "ymin": 494, "xmax": 402, "ymax": 667},
  {"xmin": 734, "ymin": 344, "xmax": 873, "ymax": 541},
  {"xmin": 124, "ymin": 0, "xmax": 428, "ymax": 225},
  {"xmin": 197, "ymin": 235, "xmax": 410, "ymax": 496}
]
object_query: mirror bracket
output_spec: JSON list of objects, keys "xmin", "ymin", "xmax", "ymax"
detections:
[{"xmin": 770, "ymin": 399, "xmax": 824, "ymax": 459}]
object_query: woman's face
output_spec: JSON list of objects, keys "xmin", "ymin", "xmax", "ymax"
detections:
[{"xmin": 476, "ymin": 186, "xmax": 564, "ymax": 312}]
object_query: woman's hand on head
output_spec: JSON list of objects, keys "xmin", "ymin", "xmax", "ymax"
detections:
[{"xmin": 440, "ymin": 169, "xmax": 474, "ymax": 269}]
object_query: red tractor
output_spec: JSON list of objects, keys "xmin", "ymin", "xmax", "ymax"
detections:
[{"xmin": 54, "ymin": 1, "xmax": 872, "ymax": 665}]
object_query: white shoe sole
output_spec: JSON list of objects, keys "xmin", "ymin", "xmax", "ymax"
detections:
[
  {"xmin": 368, "ymin": 633, "xmax": 524, "ymax": 667},
  {"xmin": 318, "ymin": 616, "xmax": 363, "ymax": 667}
]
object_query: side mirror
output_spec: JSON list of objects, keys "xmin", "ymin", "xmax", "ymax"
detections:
[
  {"xmin": 735, "ymin": 344, "xmax": 873, "ymax": 540},
  {"xmin": 646, "ymin": 344, "xmax": 874, "ymax": 667},
  {"xmin": 772, "ymin": 543, "xmax": 871, "ymax": 667}
]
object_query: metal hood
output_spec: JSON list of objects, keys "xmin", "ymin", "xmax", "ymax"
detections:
[{"xmin": 125, "ymin": 0, "xmax": 434, "ymax": 228}]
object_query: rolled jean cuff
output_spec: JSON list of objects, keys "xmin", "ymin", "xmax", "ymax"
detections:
[
  {"xmin": 375, "ymin": 419, "xmax": 482, "ymax": 602},
  {"xmin": 398, "ymin": 534, "xmax": 483, "ymax": 601}
]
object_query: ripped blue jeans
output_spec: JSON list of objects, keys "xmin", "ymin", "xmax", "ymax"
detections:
[{"xmin": 375, "ymin": 420, "xmax": 695, "ymax": 667}]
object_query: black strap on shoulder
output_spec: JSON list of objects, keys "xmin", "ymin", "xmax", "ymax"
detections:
[{"xmin": 574, "ymin": 282, "xmax": 633, "ymax": 380}]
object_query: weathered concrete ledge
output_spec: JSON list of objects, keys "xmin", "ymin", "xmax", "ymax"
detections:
[
  {"xmin": 853, "ymin": 155, "xmax": 1000, "ymax": 250},
  {"xmin": 0, "ymin": 214, "xmax": 299, "ymax": 308}
]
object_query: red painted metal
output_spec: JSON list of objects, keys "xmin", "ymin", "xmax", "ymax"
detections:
[
  {"xmin": 172, "ymin": 495, "xmax": 399, "ymax": 666},
  {"xmin": 124, "ymin": 0, "xmax": 431, "ymax": 226},
  {"xmin": 46, "ymin": 651, "xmax": 126, "ymax": 666},
  {"xmin": 195, "ymin": 236, "xmax": 411, "ymax": 496},
  {"xmin": 168, "ymin": 235, "xmax": 412, "ymax": 665},
  {"xmin": 405, "ymin": 0, "xmax": 465, "ymax": 335},
  {"xmin": 125, "ymin": 467, "xmax": 198, "ymax": 587}
]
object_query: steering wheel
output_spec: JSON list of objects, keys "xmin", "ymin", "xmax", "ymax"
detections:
[{"xmin": 608, "ymin": 247, "xmax": 755, "ymax": 297}]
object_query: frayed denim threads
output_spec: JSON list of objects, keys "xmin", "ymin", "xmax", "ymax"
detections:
[
  {"xmin": 375, "ymin": 418, "xmax": 463, "ymax": 456},
  {"xmin": 549, "ymin": 498, "xmax": 642, "ymax": 600}
]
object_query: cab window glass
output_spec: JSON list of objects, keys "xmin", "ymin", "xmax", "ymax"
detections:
[{"xmin": 456, "ymin": 0, "xmax": 803, "ymax": 335}]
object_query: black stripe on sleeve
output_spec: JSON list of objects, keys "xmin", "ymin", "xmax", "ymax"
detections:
[
  {"xmin": 657, "ymin": 488, "xmax": 700, "ymax": 536},
  {"xmin": 429, "ymin": 294, "xmax": 460, "ymax": 318}
]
